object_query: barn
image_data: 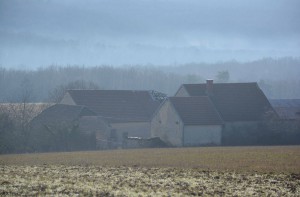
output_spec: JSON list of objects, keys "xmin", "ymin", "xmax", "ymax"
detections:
[
  {"xmin": 29, "ymin": 104, "xmax": 111, "ymax": 151},
  {"xmin": 151, "ymin": 96, "xmax": 223, "ymax": 146},
  {"xmin": 60, "ymin": 90, "xmax": 164, "ymax": 142}
]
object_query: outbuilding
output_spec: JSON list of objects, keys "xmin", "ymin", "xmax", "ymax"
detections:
[
  {"xmin": 29, "ymin": 104, "xmax": 111, "ymax": 151},
  {"xmin": 151, "ymin": 96, "xmax": 223, "ymax": 146},
  {"xmin": 60, "ymin": 90, "xmax": 164, "ymax": 142}
]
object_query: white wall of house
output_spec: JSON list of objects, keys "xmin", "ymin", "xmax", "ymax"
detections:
[
  {"xmin": 184, "ymin": 125, "xmax": 222, "ymax": 146},
  {"xmin": 60, "ymin": 93, "xmax": 76, "ymax": 105},
  {"xmin": 111, "ymin": 122, "xmax": 151, "ymax": 140},
  {"xmin": 174, "ymin": 86, "xmax": 189, "ymax": 97},
  {"xmin": 151, "ymin": 101, "xmax": 183, "ymax": 146}
]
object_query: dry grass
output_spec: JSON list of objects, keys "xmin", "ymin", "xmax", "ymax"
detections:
[
  {"xmin": 1, "ymin": 165, "xmax": 300, "ymax": 196},
  {"xmin": 1, "ymin": 146, "xmax": 300, "ymax": 196},
  {"xmin": 1, "ymin": 146, "xmax": 300, "ymax": 173}
]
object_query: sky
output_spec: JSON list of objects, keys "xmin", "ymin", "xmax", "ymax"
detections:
[{"xmin": 0, "ymin": 0, "xmax": 299, "ymax": 68}]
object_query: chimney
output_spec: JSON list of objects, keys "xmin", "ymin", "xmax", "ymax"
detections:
[{"xmin": 206, "ymin": 79, "xmax": 214, "ymax": 96}]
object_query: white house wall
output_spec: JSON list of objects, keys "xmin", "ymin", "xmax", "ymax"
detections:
[
  {"xmin": 151, "ymin": 101, "xmax": 183, "ymax": 146},
  {"xmin": 184, "ymin": 125, "xmax": 222, "ymax": 146}
]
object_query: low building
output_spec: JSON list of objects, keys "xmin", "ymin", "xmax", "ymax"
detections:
[
  {"xmin": 60, "ymin": 90, "xmax": 164, "ymax": 142},
  {"xmin": 151, "ymin": 97, "xmax": 223, "ymax": 146},
  {"xmin": 29, "ymin": 104, "xmax": 111, "ymax": 151},
  {"xmin": 268, "ymin": 99, "xmax": 300, "ymax": 145},
  {"xmin": 269, "ymin": 99, "xmax": 300, "ymax": 120}
]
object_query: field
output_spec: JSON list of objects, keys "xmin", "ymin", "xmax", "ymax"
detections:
[{"xmin": 1, "ymin": 146, "xmax": 300, "ymax": 196}]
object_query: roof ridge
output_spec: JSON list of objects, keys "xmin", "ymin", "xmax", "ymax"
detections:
[
  {"xmin": 67, "ymin": 89, "xmax": 155, "ymax": 92},
  {"xmin": 182, "ymin": 82, "xmax": 258, "ymax": 86}
]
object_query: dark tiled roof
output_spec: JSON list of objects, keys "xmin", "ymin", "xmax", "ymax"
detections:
[
  {"xmin": 269, "ymin": 99, "xmax": 300, "ymax": 120},
  {"xmin": 181, "ymin": 83, "xmax": 272, "ymax": 121},
  {"xmin": 30, "ymin": 104, "xmax": 96, "ymax": 125},
  {"xmin": 169, "ymin": 97, "xmax": 223, "ymax": 125},
  {"xmin": 67, "ymin": 90, "xmax": 161, "ymax": 122}
]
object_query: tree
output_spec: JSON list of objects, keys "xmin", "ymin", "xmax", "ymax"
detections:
[
  {"xmin": 185, "ymin": 74, "xmax": 203, "ymax": 84},
  {"xmin": 215, "ymin": 70, "xmax": 230, "ymax": 83}
]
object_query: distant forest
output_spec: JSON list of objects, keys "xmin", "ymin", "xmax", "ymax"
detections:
[{"xmin": 0, "ymin": 57, "xmax": 299, "ymax": 103}]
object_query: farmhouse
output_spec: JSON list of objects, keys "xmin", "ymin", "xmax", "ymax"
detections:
[
  {"xmin": 151, "ymin": 97, "xmax": 223, "ymax": 146},
  {"xmin": 60, "ymin": 90, "xmax": 164, "ymax": 141},
  {"xmin": 29, "ymin": 104, "xmax": 111, "ymax": 150},
  {"xmin": 152, "ymin": 80, "xmax": 275, "ymax": 146}
]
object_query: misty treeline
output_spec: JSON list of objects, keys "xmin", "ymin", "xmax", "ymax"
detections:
[
  {"xmin": 1, "ymin": 57, "xmax": 300, "ymax": 103},
  {"xmin": 0, "ymin": 57, "xmax": 300, "ymax": 103}
]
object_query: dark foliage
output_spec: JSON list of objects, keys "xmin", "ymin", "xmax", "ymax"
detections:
[
  {"xmin": 28, "ymin": 123, "xmax": 96, "ymax": 152},
  {"xmin": 0, "ymin": 113, "xmax": 15, "ymax": 153}
]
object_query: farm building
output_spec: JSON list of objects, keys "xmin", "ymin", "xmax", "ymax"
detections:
[
  {"xmin": 269, "ymin": 99, "xmax": 300, "ymax": 120},
  {"xmin": 152, "ymin": 80, "xmax": 275, "ymax": 146},
  {"xmin": 60, "ymin": 90, "xmax": 164, "ymax": 142},
  {"xmin": 151, "ymin": 97, "xmax": 223, "ymax": 146},
  {"xmin": 29, "ymin": 104, "xmax": 111, "ymax": 151},
  {"xmin": 268, "ymin": 99, "xmax": 300, "ymax": 144}
]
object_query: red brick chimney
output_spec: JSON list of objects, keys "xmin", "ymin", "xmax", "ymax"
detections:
[{"xmin": 206, "ymin": 79, "xmax": 214, "ymax": 96}]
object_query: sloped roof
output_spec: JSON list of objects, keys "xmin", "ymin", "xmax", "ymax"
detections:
[
  {"xmin": 269, "ymin": 99, "xmax": 300, "ymax": 120},
  {"xmin": 169, "ymin": 97, "xmax": 223, "ymax": 125},
  {"xmin": 30, "ymin": 104, "xmax": 96, "ymax": 125},
  {"xmin": 66, "ymin": 90, "xmax": 162, "ymax": 122},
  {"xmin": 180, "ymin": 82, "xmax": 272, "ymax": 121}
]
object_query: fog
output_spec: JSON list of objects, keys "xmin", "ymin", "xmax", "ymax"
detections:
[{"xmin": 0, "ymin": 0, "xmax": 299, "ymax": 68}]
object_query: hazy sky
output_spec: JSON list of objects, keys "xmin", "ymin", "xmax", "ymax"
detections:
[{"xmin": 0, "ymin": 0, "xmax": 299, "ymax": 68}]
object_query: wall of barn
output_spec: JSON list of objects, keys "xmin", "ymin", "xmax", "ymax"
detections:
[
  {"xmin": 151, "ymin": 101, "xmax": 183, "ymax": 146},
  {"xmin": 79, "ymin": 116, "xmax": 111, "ymax": 149},
  {"xmin": 174, "ymin": 86, "xmax": 189, "ymax": 97},
  {"xmin": 184, "ymin": 125, "xmax": 222, "ymax": 146},
  {"xmin": 222, "ymin": 121, "xmax": 261, "ymax": 145},
  {"xmin": 111, "ymin": 122, "xmax": 151, "ymax": 142}
]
